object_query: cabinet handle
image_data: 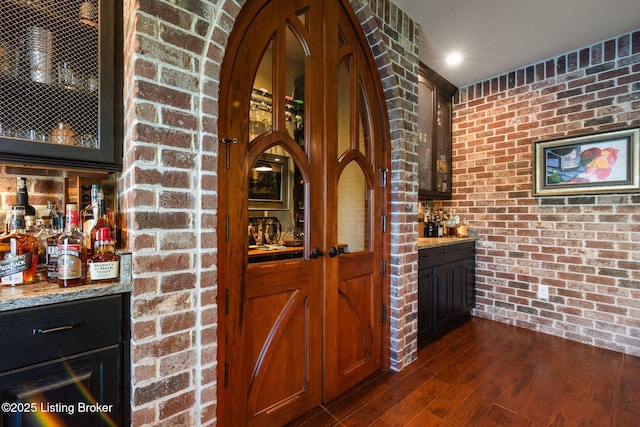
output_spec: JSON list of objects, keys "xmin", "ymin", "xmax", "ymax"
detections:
[
  {"xmin": 33, "ymin": 321, "xmax": 85, "ymax": 335},
  {"xmin": 437, "ymin": 251, "xmax": 446, "ymax": 256}
]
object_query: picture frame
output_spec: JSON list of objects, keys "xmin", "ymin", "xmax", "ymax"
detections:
[
  {"xmin": 533, "ymin": 128, "xmax": 640, "ymax": 196},
  {"xmin": 249, "ymin": 152, "xmax": 290, "ymax": 210}
]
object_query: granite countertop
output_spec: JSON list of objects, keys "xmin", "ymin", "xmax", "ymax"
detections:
[
  {"xmin": 0, "ymin": 281, "xmax": 132, "ymax": 312},
  {"xmin": 417, "ymin": 236, "xmax": 476, "ymax": 248}
]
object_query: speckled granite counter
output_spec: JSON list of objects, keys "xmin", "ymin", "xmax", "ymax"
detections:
[
  {"xmin": 0, "ymin": 281, "xmax": 132, "ymax": 312},
  {"xmin": 418, "ymin": 237, "xmax": 476, "ymax": 248}
]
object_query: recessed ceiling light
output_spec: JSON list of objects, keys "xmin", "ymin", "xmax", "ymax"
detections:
[{"xmin": 446, "ymin": 52, "xmax": 462, "ymax": 66}]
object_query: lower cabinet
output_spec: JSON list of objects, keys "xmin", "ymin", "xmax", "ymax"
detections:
[
  {"xmin": 0, "ymin": 294, "xmax": 130, "ymax": 427},
  {"xmin": 418, "ymin": 242, "xmax": 475, "ymax": 344}
]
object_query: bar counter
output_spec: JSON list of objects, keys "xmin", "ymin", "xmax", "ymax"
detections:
[
  {"xmin": 0, "ymin": 281, "xmax": 132, "ymax": 312},
  {"xmin": 418, "ymin": 236, "xmax": 476, "ymax": 248}
]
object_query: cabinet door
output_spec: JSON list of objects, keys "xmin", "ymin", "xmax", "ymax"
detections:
[
  {"xmin": 417, "ymin": 63, "xmax": 456, "ymax": 199},
  {"xmin": 432, "ymin": 263, "xmax": 450, "ymax": 330},
  {"xmin": 463, "ymin": 256, "xmax": 476, "ymax": 312},
  {"xmin": 449, "ymin": 259, "xmax": 465, "ymax": 318},
  {"xmin": 417, "ymin": 267, "xmax": 434, "ymax": 342},
  {"xmin": 0, "ymin": 346, "xmax": 122, "ymax": 427},
  {"xmin": 0, "ymin": 0, "xmax": 122, "ymax": 171}
]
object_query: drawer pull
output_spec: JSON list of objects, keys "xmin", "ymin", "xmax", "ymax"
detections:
[
  {"xmin": 437, "ymin": 252, "xmax": 446, "ymax": 256},
  {"xmin": 33, "ymin": 321, "xmax": 85, "ymax": 335}
]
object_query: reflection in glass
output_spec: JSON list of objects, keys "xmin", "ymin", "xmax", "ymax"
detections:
[
  {"xmin": 337, "ymin": 57, "xmax": 351, "ymax": 157},
  {"xmin": 250, "ymin": 41, "xmax": 273, "ymax": 141},
  {"xmin": 248, "ymin": 145, "xmax": 306, "ymax": 263},
  {"xmin": 358, "ymin": 87, "xmax": 371, "ymax": 160},
  {"xmin": 338, "ymin": 161, "xmax": 368, "ymax": 253},
  {"xmin": 435, "ymin": 92, "xmax": 451, "ymax": 192},
  {"xmin": 418, "ymin": 74, "xmax": 434, "ymax": 192},
  {"xmin": 285, "ymin": 26, "xmax": 306, "ymax": 150}
]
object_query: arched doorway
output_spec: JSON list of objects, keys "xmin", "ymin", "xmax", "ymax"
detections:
[{"xmin": 217, "ymin": 0, "xmax": 391, "ymax": 424}]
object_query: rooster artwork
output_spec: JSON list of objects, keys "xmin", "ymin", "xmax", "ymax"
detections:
[{"xmin": 546, "ymin": 140, "xmax": 626, "ymax": 185}]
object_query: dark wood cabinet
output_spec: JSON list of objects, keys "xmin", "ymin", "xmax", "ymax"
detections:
[
  {"xmin": 417, "ymin": 63, "xmax": 457, "ymax": 199},
  {"xmin": 0, "ymin": 0, "xmax": 123, "ymax": 172},
  {"xmin": 0, "ymin": 293, "xmax": 130, "ymax": 426},
  {"xmin": 418, "ymin": 242, "xmax": 475, "ymax": 343}
]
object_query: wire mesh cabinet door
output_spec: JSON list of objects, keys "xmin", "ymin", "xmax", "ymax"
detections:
[{"xmin": 0, "ymin": 0, "xmax": 122, "ymax": 172}]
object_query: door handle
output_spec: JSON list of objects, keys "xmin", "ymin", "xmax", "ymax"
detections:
[
  {"xmin": 328, "ymin": 245, "xmax": 349, "ymax": 257},
  {"xmin": 310, "ymin": 247, "xmax": 323, "ymax": 258}
]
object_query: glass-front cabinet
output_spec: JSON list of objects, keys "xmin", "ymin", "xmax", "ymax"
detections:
[
  {"xmin": 0, "ymin": 0, "xmax": 122, "ymax": 171},
  {"xmin": 417, "ymin": 62, "xmax": 457, "ymax": 199}
]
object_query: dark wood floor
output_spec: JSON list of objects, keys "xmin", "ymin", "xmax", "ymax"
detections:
[{"xmin": 286, "ymin": 317, "xmax": 640, "ymax": 426}]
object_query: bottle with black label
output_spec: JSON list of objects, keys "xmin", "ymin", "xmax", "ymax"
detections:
[
  {"xmin": 0, "ymin": 206, "xmax": 39, "ymax": 285},
  {"xmin": 426, "ymin": 215, "xmax": 437, "ymax": 238}
]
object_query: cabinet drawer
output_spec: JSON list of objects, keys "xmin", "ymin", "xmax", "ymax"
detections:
[
  {"xmin": 450, "ymin": 242, "xmax": 475, "ymax": 262},
  {"xmin": 418, "ymin": 246, "xmax": 451, "ymax": 269},
  {"xmin": 0, "ymin": 295, "xmax": 123, "ymax": 372}
]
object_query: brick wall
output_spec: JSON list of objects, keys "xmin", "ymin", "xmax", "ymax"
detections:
[
  {"xmin": 359, "ymin": 0, "xmax": 420, "ymax": 370},
  {"xmin": 120, "ymin": 0, "xmax": 224, "ymax": 424},
  {"xmin": 449, "ymin": 30, "xmax": 640, "ymax": 356}
]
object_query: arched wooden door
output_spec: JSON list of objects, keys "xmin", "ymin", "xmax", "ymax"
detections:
[{"xmin": 217, "ymin": 0, "xmax": 390, "ymax": 425}]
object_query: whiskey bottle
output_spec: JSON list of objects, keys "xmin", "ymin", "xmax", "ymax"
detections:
[
  {"xmin": 16, "ymin": 177, "xmax": 37, "ymax": 217},
  {"xmin": 57, "ymin": 203, "xmax": 87, "ymax": 287},
  {"xmin": 0, "ymin": 206, "xmax": 39, "ymax": 285},
  {"xmin": 89, "ymin": 198, "xmax": 115, "ymax": 257},
  {"xmin": 88, "ymin": 227, "xmax": 119, "ymax": 284},
  {"xmin": 25, "ymin": 214, "xmax": 48, "ymax": 281},
  {"xmin": 46, "ymin": 215, "xmax": 65, "ymax": 283},
  {"xmin": 426, "ymin": 215, "xmax": 437, "ymax": 238},
  {"xmin": 81, "ymin": 184, "xmax": 100, "ymax": 237}
]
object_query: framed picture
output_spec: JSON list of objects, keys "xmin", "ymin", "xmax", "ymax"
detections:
[
  {"xmin": 533, "ymin": 128, "xmax": 640, "ymax": 196},
  {"xmin": 249, "ymin": 152, "xmax": 290, "ymax": 210}
]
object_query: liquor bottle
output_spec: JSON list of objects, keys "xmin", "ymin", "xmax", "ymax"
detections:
[
  {"xmin": 447, "ymin": 213, "xmax": 457, "ymax": 237},
  {"xmin": 426, "ymin": 215, "xmax": 437, "ymax": 238},
  {"xmin": 46, "ymin": 215, "xmax": 65, "ymax": 283},
  {"xmin": 0, "ymin": 206, "xmax": 39, "ymax": 285},
  {"xmin": 89, "ymin": 198, "xmax": 115, "ymax": 257},
  {"xmin": 16, "ymin": 177, "xmax": 37, "ymax": 218},
  {"xmin": 97, "ymin": 188, "xmax": 116, "ymax": 236},
  {"xmin": 81, "ymin": 184, "xmax": 100, "ymax": 237},
  {"xmin": 417, "ymin": 202, "xmax": 425, "ymax": 237},
  {"xmin": 40, "ymin": 200, "xmax": 60, "ymax": 224},
  {"xmin": 456, "ymin": 219, "xmax": 468, "ymax": 238},
  {"xmin": 437, "ymin": 218, "xmax": 444, "ymax": 237},
  {"xmin": 88, "ymin": 227, "xmax": 119, "ymax": 284},
  {"xmin": 25, "ymin": 214, "xmax": 47, "ymax": 281},
  {"xmin": 57, "ymin": 203, "xmax": 87, "ymax": 287}
]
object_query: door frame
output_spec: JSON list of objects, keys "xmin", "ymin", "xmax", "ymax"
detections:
[{"xmin": 216, "ymin": 0, "xmax": 392, "ymax": 423}]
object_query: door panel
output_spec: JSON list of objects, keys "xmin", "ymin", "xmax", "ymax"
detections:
[
  {"xmin": 323, "ymin": 3, "xmax": 385, "ymax": 400},
  {"xmin": 334, "ymin": 252, "xmax": 380, "ymax": 392},
  {"xmin": 244, "ymin": 261, "xmax": 317, "ymax": 425}
]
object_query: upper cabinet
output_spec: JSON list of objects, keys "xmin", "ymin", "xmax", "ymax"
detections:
[
  {"xmin": 417, "ymin": 63, "xmax": 457, "ymax": 199},
  {"xmin": 0, "ymin": 0, "xmax": 122, "ymax": 172}
]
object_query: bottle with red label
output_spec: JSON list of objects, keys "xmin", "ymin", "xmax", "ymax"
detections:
[
  {"xmin": 0, "ymin": 206, "xmax": 39, "ymax": 285},
  {"xmin": 88, "ymin": 227, "xmax": 119, "ymax": 284},
  {"xmin": 57, "ymin": 203, "xmax": 87, "ymax": 287}
]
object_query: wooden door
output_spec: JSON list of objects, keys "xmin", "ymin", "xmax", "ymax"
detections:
[
  {"xmin": 217, "ymin": 0, "xmax": 389, "ymax": 424},
  {"xmin": 322, "ymin": 3, "xmax": 387, "ymax": 401}
]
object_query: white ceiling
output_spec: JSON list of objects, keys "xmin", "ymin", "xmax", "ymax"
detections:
[{"xmin": 392, "ymin": 0, "xmax": 640, "ymax": 88}]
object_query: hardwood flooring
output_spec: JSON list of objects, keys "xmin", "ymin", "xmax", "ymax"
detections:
[{"xmin": 286, "ymin": 317, "xmax": 640, "ymax": 426}]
